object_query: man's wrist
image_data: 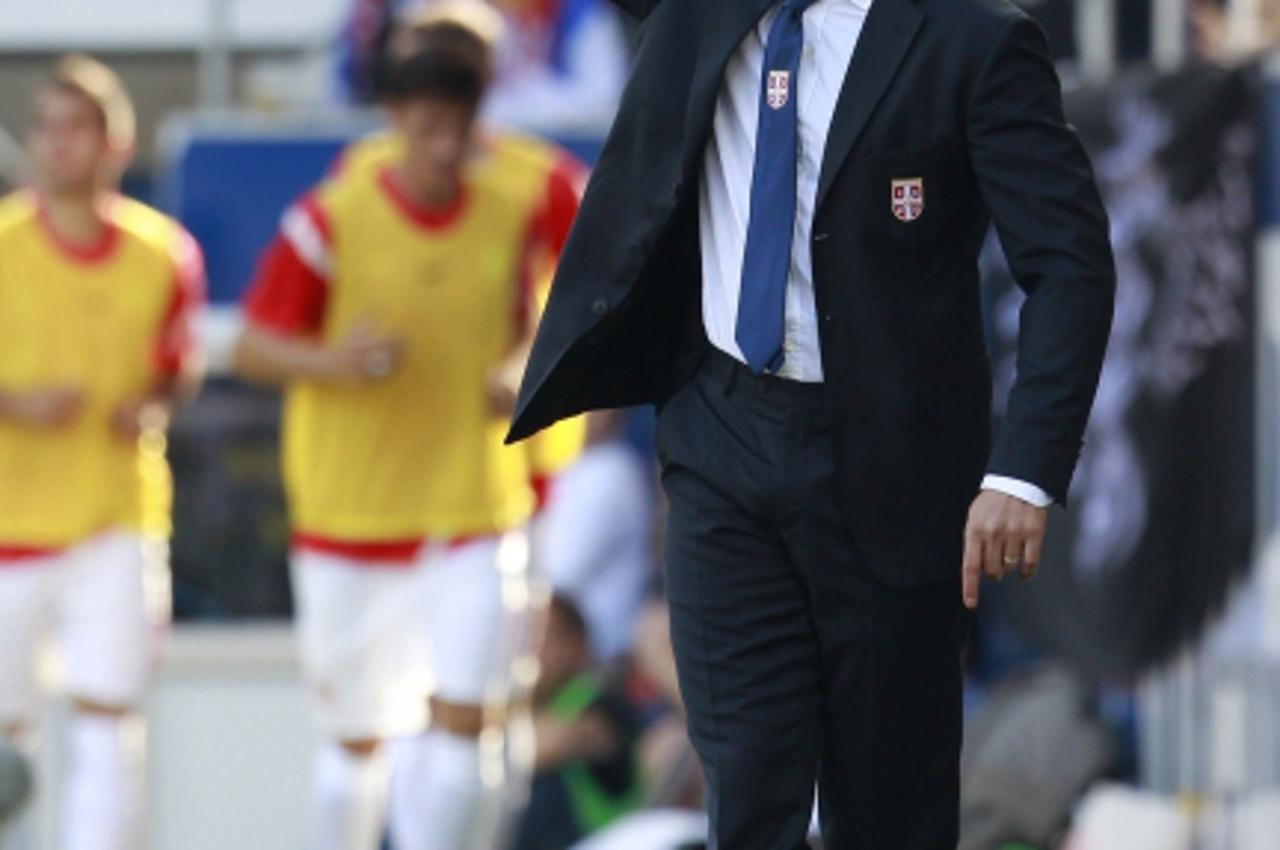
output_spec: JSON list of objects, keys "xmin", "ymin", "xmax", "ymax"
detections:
[
  {"xmin": 981, "ymin": 475, "xmax": 1053, "ymax": 509},
  {"xmin": 299, "ymin": 344, "xmax": 362, "ymax": 385}
]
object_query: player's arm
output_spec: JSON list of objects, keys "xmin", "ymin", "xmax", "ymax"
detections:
[
  {"xmin": 236, "ymin": 321, "xmax": 403, "ymax": 387},
  {"xmin": 487, "ymin": 153, "xmax": 587, "ymax": 416},
  {"xmin": 232, "ymin": 197, "xmax": 403, "ymax": 388},
  {"xmin": 113, "ymin": 231, "xmax": 208, "ymax": 440},
  {"xmin": 0, "ymin": 386, "xmax": 84, "ymax": 429}
]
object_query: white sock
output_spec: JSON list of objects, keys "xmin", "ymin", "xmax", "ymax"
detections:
[
  {"xmin": 388, "ymin": 730, "xmax": 484, "ymax": 850},
  {"xmin": 61, "ymin": 714, "xmax": 144, "ymax": 850},
  {"xmin": 311, "ymin": 744, "xmax": 390, "ymax": 850}
]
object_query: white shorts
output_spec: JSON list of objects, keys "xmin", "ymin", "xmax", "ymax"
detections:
[
  {"xmin": 292, "ymin": 533, "xmax": 533, "ymax": 742},
  {"xmin": 0, "ymin": 532, "xmax": 166, "ymax": 726}
]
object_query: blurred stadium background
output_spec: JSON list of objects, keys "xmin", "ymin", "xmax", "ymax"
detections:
[{"xmin": 4, "ymin": 0, "xmax": 1280, "ymax": 848}]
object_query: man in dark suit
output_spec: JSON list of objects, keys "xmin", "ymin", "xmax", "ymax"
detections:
[{"xmin": 508, "ymin": 0, "xmax": 1115, "ymax": 847}]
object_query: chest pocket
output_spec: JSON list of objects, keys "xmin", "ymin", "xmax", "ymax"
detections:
[
  {"xmin": 860, "ymin": 141, "xmax": 962, "ymax": 284},
  {"xmin": 868, "ymin": 142, "xmax": 957, "ymax": 222}
]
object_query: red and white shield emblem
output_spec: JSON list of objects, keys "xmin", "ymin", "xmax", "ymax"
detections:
[
  {"xmin": 891, "ymin": 178, "xmax": 925, "ymax": 223},
  {"xmin": 766, "ymin": 71, "xmax": 791, "ymax": 111}
]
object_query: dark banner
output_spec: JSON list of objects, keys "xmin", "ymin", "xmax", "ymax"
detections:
[{"xmin": 985, "ymin": 66, "xmax": 1259, "ymax": 679}]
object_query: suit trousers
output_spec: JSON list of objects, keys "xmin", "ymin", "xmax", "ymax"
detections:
[{"xmin": 656, "ymin": 349, "xmax": 967, "ymax": 850}]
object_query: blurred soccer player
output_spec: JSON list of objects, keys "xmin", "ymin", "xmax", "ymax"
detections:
[
  {"xmin": 235, "ymin": 17, "xmax": 578, "ymax": 850},
  {"xmin": 334, "ymin": 2, "xmax": 591, "ymax": 500},
  {"xmin": 0, "ymin": 56, "xmax": 205, "ymax": 850}
]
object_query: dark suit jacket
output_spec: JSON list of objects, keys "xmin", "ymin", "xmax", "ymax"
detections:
[{"xmin": 509, "ymin": 0, "xmax": 1115, "ymax": 587}]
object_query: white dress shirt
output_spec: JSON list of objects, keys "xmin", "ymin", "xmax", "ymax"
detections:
[{"xmin": 697, "ymin": 0, "xmax": 1053, "ymax": 508}]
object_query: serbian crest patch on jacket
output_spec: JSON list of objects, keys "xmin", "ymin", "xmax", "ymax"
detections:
[{"xmin": 891, "ymin": 177, "xmax": 925, "ymax": 222}]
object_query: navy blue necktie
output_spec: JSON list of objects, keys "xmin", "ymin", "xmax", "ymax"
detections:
[{"xmin": 735, "ymin": 0, "xmax": 818, "ymax": 374}]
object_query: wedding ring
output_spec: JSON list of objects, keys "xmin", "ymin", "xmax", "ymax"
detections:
[{"xmin": 1002, "ymin": 554, "xmax": 1022, "ymax": 568}]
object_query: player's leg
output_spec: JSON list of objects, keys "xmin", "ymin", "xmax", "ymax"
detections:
[
  {"xmin": 57, "ymin": 533, "xmax": 159, "ymax": 850},
  {"xmin": 389, "ymin": 535, "xmax": 530, "ymax": 850},
  {"xmin": 0, "ymin": 559, "xmax": 53, "ymax": 849},
  {"xmin": 292, "ymin": 550, "xmax": 428, "ymax": 850}
]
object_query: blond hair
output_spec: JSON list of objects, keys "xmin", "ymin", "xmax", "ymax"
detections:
[{"xmin": 50, "ymin": 54, "xmax": 136, "ymax": 151}]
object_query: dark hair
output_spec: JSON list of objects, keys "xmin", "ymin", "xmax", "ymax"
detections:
[
  {"xmin": 548, "ymin": 593, "xmax": 590, "ymax": 642},
  {"xmin": 380, "ymin": 23, "xmax": 493, "ymax": 108}
]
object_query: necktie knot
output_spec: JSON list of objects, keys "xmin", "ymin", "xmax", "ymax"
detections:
[{"xmin": 782, "ymin": 0, "xmax": 818, "ymax": 16}]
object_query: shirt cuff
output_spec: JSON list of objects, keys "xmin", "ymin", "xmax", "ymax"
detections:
[{"xmin": 981, "ymin": 475, "xmax": 1054, "ymax": 508}]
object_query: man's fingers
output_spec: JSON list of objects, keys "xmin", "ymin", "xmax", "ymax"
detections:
[
  {"xmin": 1001, "ymin": 537, "xmax": 1025, "ymax": 580},
  {"xmin": 1022, "ymin": 530, "xmax": 1043, "ymax": 580},
  {"xmin": 962, "ymin": 533, "xmax": 982, "ymax": 610},
  {"xmin": 982, "ymin": 529, "xmax": 1006, "ymax": 580}
]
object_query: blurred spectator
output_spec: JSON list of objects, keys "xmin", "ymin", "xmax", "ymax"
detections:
[
  {"xmin": 629, "ymin": 602, "xmax": 703, "ymax": 812},
  {"xmin": 536, "ymin": 410, "xmax": 654, "ymax": 663},
  {"xmin": 336, "ymin": 0, "xmax": 629, "ymax": 135},
  {"xmin": 1192, "ymin": 0, "xmax": 1280, "ymax": 64},
  {"xmin": 1192, "ymin": 0, "xmax": 1230, "ymax": 61},
  {"xmin": 513, "ymin": 595, "xmax": 643, "ymax": 850},
  {"xmin": 478, "ymin": 0, "xmax": 629, "ymax": 134},
  {"xmin": 960, "ymin": 666, "xmax": 1115, "ymax": 850},
  {"xmin": 335, "ymin": 0, "xmax": 395, "ymax": 104}
]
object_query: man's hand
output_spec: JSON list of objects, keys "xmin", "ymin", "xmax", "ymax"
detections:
[
  {"xmin": 111, "ymin": 398, "xmax": 172, "ymax": 442},
  {"xmin": 0, "ymin": 387, "xmax": 85, "ymax": 429},
  {"xmin": 486, "ymin": 355, "xmax": 526, "ymax": 417},
  {"xmin": 323, "ymin": 321, "xmax": 406, "ymax": 386},
  {"xmin": 962, "ymin": 490, "xmax": 1048, "ymax": 610}
]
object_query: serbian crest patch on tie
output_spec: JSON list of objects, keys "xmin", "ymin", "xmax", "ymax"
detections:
[
  {"xmin": 891, "ymin": 177, "xmax": 925, "ymax": 222},
  {"xmin": 766, "ymin": 70, "xmax": 791, "ymax": 110}
]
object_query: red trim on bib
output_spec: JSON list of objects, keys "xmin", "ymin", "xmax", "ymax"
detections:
[
  {"xmin": 36, "ymin": 197, "xmax": 121, "ymax": 265},
  {"xmin": 378, "ymin": 167, "xmax": 468, "ymax": 232},
  {"xmin": 293, "ymin": 533, "xmax": 425, "ymax": 564},
  {"xmin": 0, "ymin": 543, "xmax": 64, "ymax": 563},
  {"xmin": 292, "ymin": 531, "xmax": 495, "ymax": 565}
]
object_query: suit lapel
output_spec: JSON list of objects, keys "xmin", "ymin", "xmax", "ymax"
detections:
[
  {"xmin": 817, "ymin": 0, "xmax": 923, "ymax": 208},
  {"xmin": 681, "ymin": 0, "xmax": 776, "ymax": 172}
]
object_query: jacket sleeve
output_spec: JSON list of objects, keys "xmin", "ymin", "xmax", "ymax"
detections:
[
  {"xmin": 966, "ymin": 15, "xmax": 1116, "ymax": 504},
  {"xmin": 609, "ymin": 0, "xmax": 663, "ymax": 19}
]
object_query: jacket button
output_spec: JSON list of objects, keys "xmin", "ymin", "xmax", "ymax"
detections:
[{"xmin": 591, "ymin": 297, "xmax": 610, "ymax": 316}]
